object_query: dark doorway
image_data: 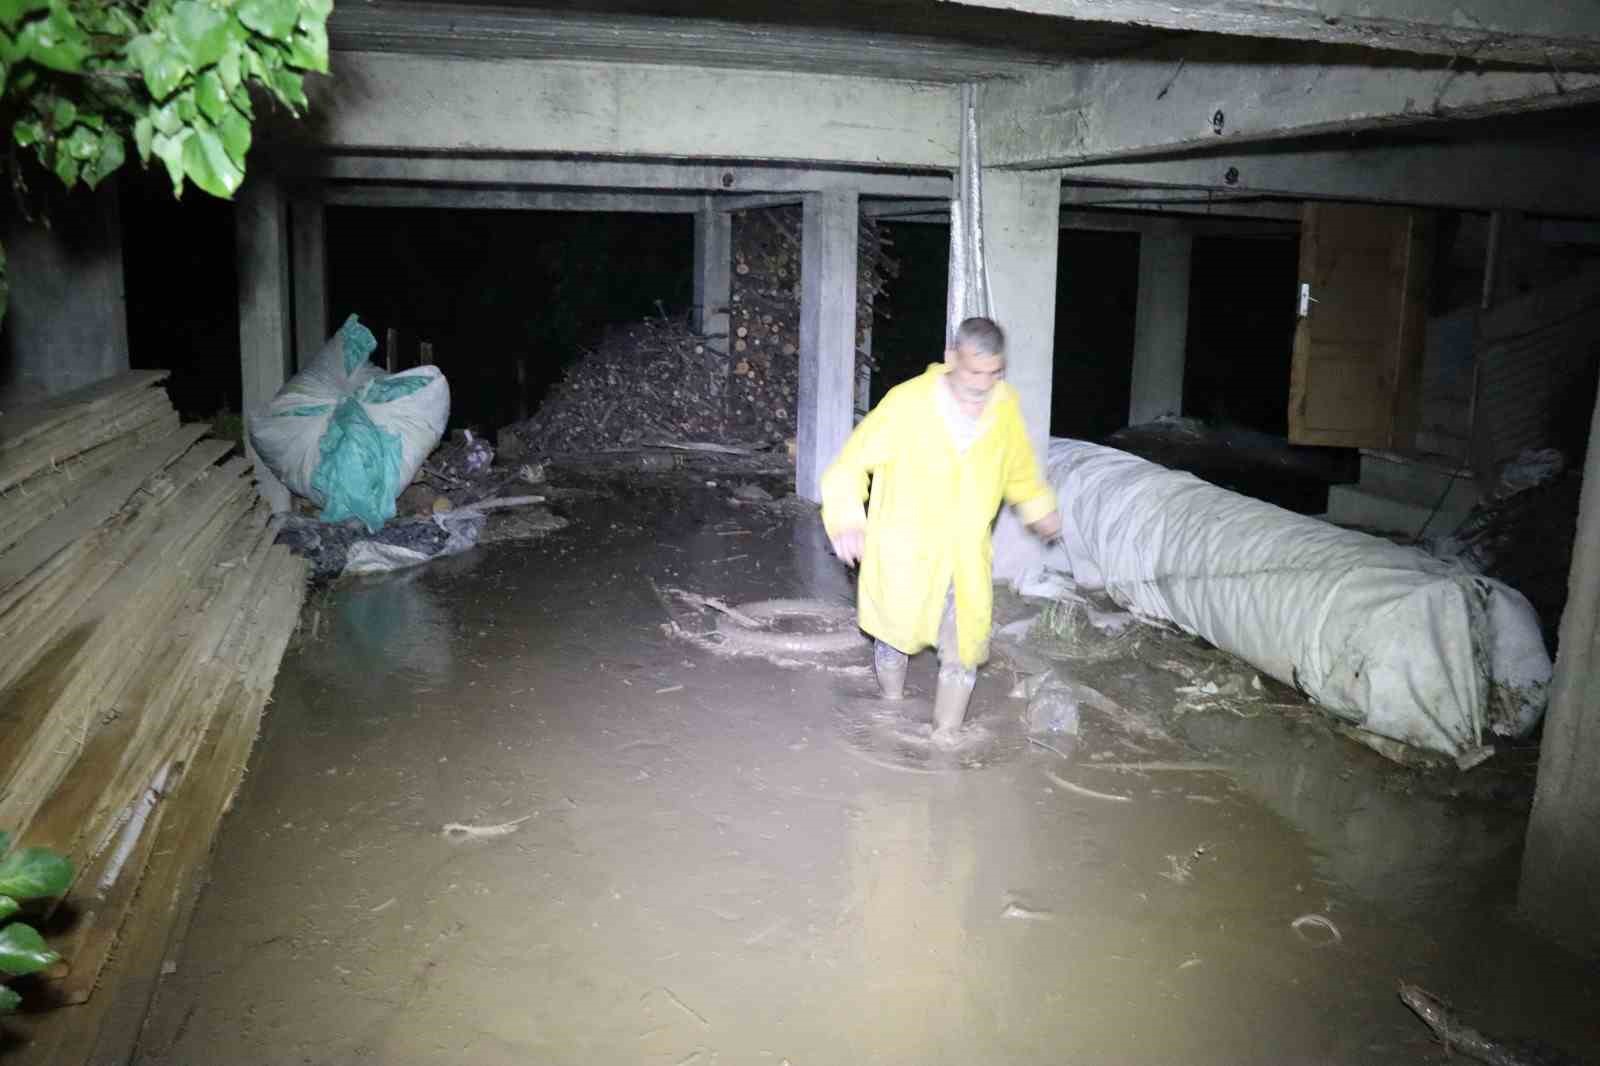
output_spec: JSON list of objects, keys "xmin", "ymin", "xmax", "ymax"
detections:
[
  {"xmin": 1182, "ymin": 235, "xmax": 1300, "ymax": 435},
  {"xmin": 1051, "ymin": 229, "xmax": 1140, "ymax": 440},
  {"xmin": 325, "ymin": 208, "xmax": 694, "ymax": 433},
  {"xmin": 122, "ymin": 168, "xmax": 240, "ymax": 420}
]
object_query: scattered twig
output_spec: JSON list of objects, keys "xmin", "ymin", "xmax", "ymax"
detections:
[
  {"xmin": 441, "ymin": 815, "xmax": 533, "ymax": 842},
  {"xmin": 1044, "ymin": 769, "xmax": 1133, "ymax": 804}
]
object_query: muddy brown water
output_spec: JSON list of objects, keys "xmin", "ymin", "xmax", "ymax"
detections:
[{"xmin": 132, "ymin": 474, "xmax": 1598, "ymax": 1065}]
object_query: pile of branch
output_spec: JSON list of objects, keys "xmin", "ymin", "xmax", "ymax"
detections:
[
  {"xmin": 506, "ymin": 206, "xmax": 897, "ymax": 455},
  {"xmin": 0, "ymin": 371, "xmax": 307, "ymax": 1064}
]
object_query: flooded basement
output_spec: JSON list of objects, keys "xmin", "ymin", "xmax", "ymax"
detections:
[{"xmin": 132, "ymin": 472, "xmax": 1599, "ymax": 1065}]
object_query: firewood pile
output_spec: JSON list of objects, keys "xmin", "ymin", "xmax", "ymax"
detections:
[
  {"xmin": 504, "ymin": 206, "xmax": 897, "ymax": 455},
  {"xmin": 0, "ymin": 371, "xmax": 306, "ymax": 1063}
]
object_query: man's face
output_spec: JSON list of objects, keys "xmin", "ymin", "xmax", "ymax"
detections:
[{"xmin": 946, "ymin": 344, "xmax": 1005, "ymax": 404}]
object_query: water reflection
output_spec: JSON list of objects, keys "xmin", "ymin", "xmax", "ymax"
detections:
[{"xmin": 320, "ymin": 569, "xmax": 457, "ymax": 688}]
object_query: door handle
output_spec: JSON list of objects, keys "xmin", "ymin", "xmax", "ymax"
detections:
[{"xmin": 1297, "ymin": 282, "xmax": 1318, "ymax": 318}]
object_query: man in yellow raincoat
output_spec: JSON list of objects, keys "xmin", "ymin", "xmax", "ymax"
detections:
[{"xmin": 820, "ymin": 316, "xmax": 1061, "ymax": 745}]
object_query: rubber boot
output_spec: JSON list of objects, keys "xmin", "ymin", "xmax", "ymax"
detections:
[
  {"xmin": 874, "ymin": 642, "xmax": 908, "ymax": 700},
  {"xmin": 931, "ymin": 674, "xmax": 975, "ymax": 745}
]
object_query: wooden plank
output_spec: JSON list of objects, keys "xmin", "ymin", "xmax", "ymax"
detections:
[
  {"xmin": 0, "ymin": 424, "xmax": 208, "ymax": 594},
  {"xmin": 0, "ymin": 409, "xmax": 181, "ymax": 556},
  {"xmin": 0, "ymin": 386, "xmax": 172, "ymax": 493},
  {"xmin": 33, "ymin": 511, "xmax": 276, "ymax": 1005},
  {"xmin": 27, "ymin": 550, "xmax": 305, "ymax": 1066},
  {"xmin": 26, "ymin": 506, "xmax": 271, "ymax": 860},
  {"xmin": 0, "ymin": 434, "xmax": 229, "ymax": 686},
  {"xmin": 0, "ymin": 371, "xmax": 169, "ymax": 452},
  {"xmin": 0, "ymin": 460, "xmax": 253, "ymax": 837}
]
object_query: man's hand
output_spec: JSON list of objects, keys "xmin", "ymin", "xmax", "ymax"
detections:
[
  {"xmin": 830, "ymin": 527, "xmax": 865, "ymax": 566},
  {"xmin": 1030, "ymin": 510, "xmax": 1062, "ymax": 541}
]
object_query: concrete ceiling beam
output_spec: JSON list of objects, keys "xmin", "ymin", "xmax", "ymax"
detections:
[
  {"xmin": 1059, "ymin": 140, "xmax": 1600, "ymax": 217},
  {"xmin": 980, "ymin": 40, "xmax": 1600, "ymax": 168},
  {"xmin": 940, "ymin": 0, "xmax": 1600, "ymax": 68},
  {"xmin": 284, "ymin": 52, "xmax": 958, "ymax": 170}
]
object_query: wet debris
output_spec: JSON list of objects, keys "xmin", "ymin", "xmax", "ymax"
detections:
[{"xmin": 1398, "ymin": 982, "xmax": 1583, "ymax": 1066}]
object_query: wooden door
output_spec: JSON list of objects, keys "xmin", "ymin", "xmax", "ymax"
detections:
[{"xmin": 1289, "ymin": 204, "xmax": 1431, "ymax": 449}]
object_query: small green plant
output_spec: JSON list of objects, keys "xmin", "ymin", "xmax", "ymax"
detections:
[{"xmin": 0, "ymin": 831, "xmax": 73, "ymax": 1012}]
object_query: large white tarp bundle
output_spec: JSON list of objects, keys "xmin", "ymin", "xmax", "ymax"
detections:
[{"xmin": 1021, "ymin": 440, "xmax": 1551, "ymax": 758}]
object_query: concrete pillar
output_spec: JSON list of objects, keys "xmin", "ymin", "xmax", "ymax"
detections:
[
  {"xmin": 855, "ymin": 290, "xmax": 874, "ymax": 424},
  {"xmin": 290, "ymin": 194, "xmax": 328, "ymax": 369},
  {"xmin": 692, "ymin": 197, "xmax": 732, "ymax": 350},
  {"xmin": 1519, "ymin": 370, "xmax": 1600, "ymax": 954},
  {"xmin": 796, "ymin": 189, "xmax": 859, "ymax": 502},
  {"xmin": 237, "ymin": 175, "xmax": 294, "ymax": 514},
  {"xmin": 983, "ymin": 169, "xmax": 1062, "ymax": 582},
  {"xmin": 0, "ymin": 184, "xmax": 128, "ymax": 403},
  {"xmin": 1128, "ymin": 224, "xmax": 1194, "ymax": 426}
]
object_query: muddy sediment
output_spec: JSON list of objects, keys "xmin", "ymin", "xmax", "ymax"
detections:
[{"xmin": 133, "ymin": 468, "xmax": 1600, "ymax": 1066}]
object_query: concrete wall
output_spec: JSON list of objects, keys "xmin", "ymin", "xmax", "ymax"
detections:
[
  {"xmin": 296, "ymin": 53, "xmax": 959, "ymax": 169},
  {"xmin": 0, "ymin": 185, "xmax": 129, "ymax": 404}
]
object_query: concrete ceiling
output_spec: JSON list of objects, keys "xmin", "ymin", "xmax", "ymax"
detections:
[{"xmin": 327, "ymin": 0, "xmax": 1177, "ymax": 83}]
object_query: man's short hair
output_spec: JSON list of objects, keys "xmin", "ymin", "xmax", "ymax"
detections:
[{"xmin": 955, "ymin": 317, "xmax": 1005, "ymax": 357}]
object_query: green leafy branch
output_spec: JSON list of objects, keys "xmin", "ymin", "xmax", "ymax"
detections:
[
  {"xmin": 0, "ymin": 831, "xmax": 73, "ymax": 1012},
  {"xmin": 2, "ymin": 0, "xmax": 330, "ymax": 200}
]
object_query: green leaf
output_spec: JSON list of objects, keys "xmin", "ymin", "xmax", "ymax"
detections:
[
  {"xmin": 0, "ymin": 897, "xmax": 17, "ymax": 921},
  {"xmin": 151, "ymin": 127, "xmax": 190, "ymax": 195},
  {"xmin": 84, "ymin": 129, "xmax": 124, "ymax": 188},
  {"xmin": 236, "ymin": 0, "xmax": 297, "ymax": 41},
  {"xmin": 0, "ymin": 0, "xmax": 47, "ymax": 33},
  {"xmin": 50, "ymin": 96, "xmax": 74, "ymax": 129},
  {"xmin": 0, "ymin": 923, "xmax": 58, "ymax": 977},
  {"xmin": 286, "ymin": 21, "xmax": 326, "ymax": 73},
  {"xmin": 266, "ymin": 66, "xmax": 303, "ymax": 111},
  {"xmin": 0, "ymin": 986, "xmax": 20, "ymax": 1013},
  {"xmin": 0, "ymin": 832, "xmax": 10, "ymax": 857},
  {"xmin": 133, "ymin": 114, "xmax": 153, "ymax": 161},
  {"xmin": 175, "ymin": 86, "xmax": 197, "ymax": 122},
  {"xmin": 170, "ymin": 0, "xmax": 231, "ymax": 67},
  {"xmin": 16, "ymin": 5, "xmax": 91, "ymax": 72},
  {"xmin": 150, "ymin": 97, "xmax": 183, "ymax": 135},
  {"xmin": 181, "ymin": 122, "xmax": 242, "ymax": 198},
  {"xmin": 55, "ymin": 153, "xmax": 80, "ymax": 188},
  {"xmin": 299, "ymin": 0, "xmax": 332, "ymax": 24},
  {"xmin": 194, "ymin": 68, "xmax": 227, "ymax": 122},
  {"xmin": 217, "ymin": 102, "xmax": 249, "ymax": 166},
  {"xmin": 217, "ymin": 39, "xmax": 241, "ymax": 93},
  {"xmin": 128, "ymin": 32, "xmax": 189, "ymax": 100},
  {"xmin": 63, "ymin": 125, "xmax": 96, "ymax": 166},
  {"xmin": 0, "ymin": 847, "xmax": 71, "ymax": 900},
  {"xmin": 12, "ymin": 117, "xmax": 42, "ymax": 147}
]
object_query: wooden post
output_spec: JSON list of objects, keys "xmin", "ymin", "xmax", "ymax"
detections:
[
  {"xmin": 385, "ymin": 327, "xmax": 398, "ymax": 373},
  {"xmin": 419, "ymin": 340, "xmax": 434, "ymax": 366}
]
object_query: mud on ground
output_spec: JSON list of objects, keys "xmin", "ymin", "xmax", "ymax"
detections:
[{"xmin": 133, "ymin": 465, "xmax": 1598, "ymax": 1066}]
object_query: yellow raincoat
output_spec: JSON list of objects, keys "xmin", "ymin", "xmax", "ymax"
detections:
[{"xmin": 820, "ymin": 364, "xmax": 1056, "ymax": 668}]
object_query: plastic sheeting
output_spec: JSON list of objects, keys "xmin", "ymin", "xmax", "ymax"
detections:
[
  {"xmin": 945, "ymin": 84, "xmax": 991, "ymax": 346},
  {"xmin": 1019, "ymin": 440, "xmax": 1551, "ymax": 758}
]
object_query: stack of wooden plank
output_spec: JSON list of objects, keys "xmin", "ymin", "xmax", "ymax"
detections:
[{"xmin": 0, "ymin": 371, "xmax": 307, "ymax": 1062}]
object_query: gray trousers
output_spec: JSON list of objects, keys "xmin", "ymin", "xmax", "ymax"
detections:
[{"xmin": 872, "ymin": 588, "xmax": 977, "ymax": 689}]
